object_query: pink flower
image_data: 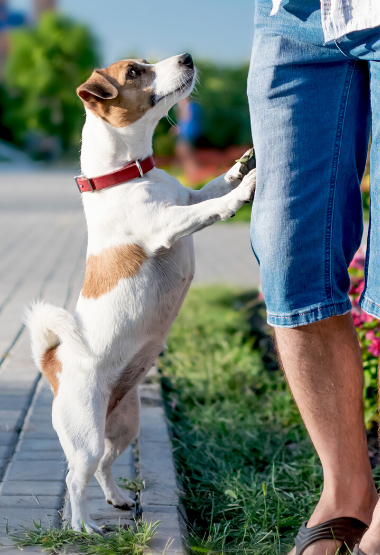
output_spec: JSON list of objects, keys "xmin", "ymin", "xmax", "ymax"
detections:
[
  {"xmin": 364, "ymin": 330, "xmax": 380, "ymax": 356},
  {"xmin": 368, "ymin": 338, "xmax": 380, "ymax": 357},
  {"xmin": 352, "ymin": 312, "xmax": 363, "ymax": 328},
  {"xmin": 350, "ymin": 251, "xmax": 365, "ymax": 270},
  {"xmin": 356, "ymin": 280, "xmax": 365, "ymax": 295},
  {"xmin": 351, "ymin": 296, "xmax": 359, "ymax": 307},
  {"xmin": 352, "ymin": 307, "xmax": 375, "ymax": 327},
  {"xmin": 362, "ymin": 312, "xmax": 375, "ymax": 323},
  {"xmin": 366, "ymin": 330, "xmax": 376, "ymax": 341}
]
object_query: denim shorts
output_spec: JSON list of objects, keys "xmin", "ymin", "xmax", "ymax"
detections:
[{"xmin": 248, "ymin": 0, "xmax": 380, "ymax": 327}]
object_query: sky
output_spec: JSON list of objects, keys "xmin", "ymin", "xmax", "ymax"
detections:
[{"xmin": 10, "ymin": 0, "xmax": 255, "ymax": 66}]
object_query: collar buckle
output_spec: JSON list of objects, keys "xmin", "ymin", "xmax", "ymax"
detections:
[
  {"xmin": 135, "ymin": 160, "xmax": 144, "ymax": 177},
  {"xmin": 74, "ymin": 175, "xmax": 94, "ymax": 193}
]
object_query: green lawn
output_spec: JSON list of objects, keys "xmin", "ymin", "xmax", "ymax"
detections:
[{"xmin": 158, "ymin": 287, "xmax": 375, "ymax": 555}]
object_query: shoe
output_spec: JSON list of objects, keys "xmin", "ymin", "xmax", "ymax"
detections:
[{"xmin": 294, "ymin": 517, "xmax": 368, "ymax": 555}]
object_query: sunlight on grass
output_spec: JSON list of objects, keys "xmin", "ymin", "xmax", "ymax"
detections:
[{"xmin": 159, "ymin": 286, "xmax": 377, "ymax": 554}]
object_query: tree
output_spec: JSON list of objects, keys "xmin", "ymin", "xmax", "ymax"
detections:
[
  {"xmin": 153, "ymin": 60, "xmax": 251, "ymax": 156},
  {"xmin": 195, "ymin": 60, "xmax": 251, "ymax": 149},
  {"xmin": 3, "ymin": 12, "xmax": 100, "ymax": 153}
]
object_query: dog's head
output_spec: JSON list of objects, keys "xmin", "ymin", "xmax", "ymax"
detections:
[{"xmin": 76, "ymin": 53, "xmax": 196, "ymax": 128}]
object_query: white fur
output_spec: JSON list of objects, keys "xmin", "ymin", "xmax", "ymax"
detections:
[
  {"xmin": 24, "ymin": 301, "xmax": 89, "ymax": 366},
  {"xmin": 26, "ymin": 54, "xmax": 256, "ymax": 533}
]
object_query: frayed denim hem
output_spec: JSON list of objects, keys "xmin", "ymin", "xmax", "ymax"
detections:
[
  {"xmin": 359, "ymin": 295, "xmax": 380, "ymax": 320},
  {"xmin": 267, "ymin": 299, "xmax": 352, "ymax": 328}
]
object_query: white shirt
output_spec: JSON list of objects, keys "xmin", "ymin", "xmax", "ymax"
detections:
[{"xmin": 271, "ymin": 0, "xmax": 380, "ymax": 43}]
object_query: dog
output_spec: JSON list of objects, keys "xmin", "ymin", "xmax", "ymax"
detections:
[{"xmin": 26, "ymin": 53, "xmax": 256, "ymax": 533}]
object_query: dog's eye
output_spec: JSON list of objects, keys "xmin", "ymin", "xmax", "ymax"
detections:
[{"xmin": 127, "ymin": 68, "xmax": 139, "ymax": 79}]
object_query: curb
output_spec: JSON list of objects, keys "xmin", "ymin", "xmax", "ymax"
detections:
[
  {"xmin": 139, "ymin": 381, "xmax": 186, "ymax": 555},
  {"xmin": 61, "ymin": 378, "xmax": 186, "ymax": 554}
]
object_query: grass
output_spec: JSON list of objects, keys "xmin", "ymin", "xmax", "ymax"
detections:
[
  {"xmin": 158, "ymin": 286, "xmax": 379, "ymax": 555},
  {"xmin": 7, "ymin": 475, "xmax": 153, "ymax": 554},
  {"xmin": 7, "ymin": 519, "xmax": 158, "ymax": 554},
  {"xmin": 117, "ymin": 477, "xmax": 145, "ymax": 493}
]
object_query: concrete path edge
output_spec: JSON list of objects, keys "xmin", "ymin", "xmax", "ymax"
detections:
[{"xmin": 139, "ymin": 381, "xmax": 187, "ymax": 555}]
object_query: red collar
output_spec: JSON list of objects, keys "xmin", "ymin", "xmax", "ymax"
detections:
[{"xmin": 75, "ymin": 156, "xmax": 155, "ymax": 193}]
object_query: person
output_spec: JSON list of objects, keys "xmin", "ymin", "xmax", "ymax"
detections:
[
  {"xmin": 172, "ymin": 97, "xmax": 204, "ymax": 184},
  {"xmin": 247, "ymin": 1, "xmax": 380, "ymax": 554}
]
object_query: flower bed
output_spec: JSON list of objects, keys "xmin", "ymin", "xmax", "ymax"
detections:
[{"xmin": 349, "ymin": 251, "xmax": 379, "ymax": 427}]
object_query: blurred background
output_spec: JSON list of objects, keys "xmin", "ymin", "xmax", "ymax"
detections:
[{"xmin": 0, "ymin": 0, "xmax": 257, "ymax": 196}]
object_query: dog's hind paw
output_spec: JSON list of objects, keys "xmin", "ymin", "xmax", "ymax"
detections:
[
  {"xmin": 72, "ymin": 519, "xmax": 104, "ymax": 534},
  {"xmin": 111, "ymin": 501, "xmax": 135, "ymax": 510},
  {"xmin": 106, "ymin": 491, "xmax": 135, "ymax": 510}
]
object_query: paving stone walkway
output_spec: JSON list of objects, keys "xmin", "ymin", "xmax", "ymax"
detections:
[{"xmin": 0, "ymin": 171, "xmax": 258, "ymax": 553}]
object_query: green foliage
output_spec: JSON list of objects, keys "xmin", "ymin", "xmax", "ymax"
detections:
[
  {"xmin": 117, "ymin": 477, "xmax": 145, "ymax": 493},
  {"xmin": 8, "ymin": 518, "xmax": 158, "ymax": 554},
  {"xmin": 159, "ymin": 287, "xmax": 328, "ymax": 554},
  {"xmin": 3, "ymin": 12, "xmax": 99, "ymax": 151},
  {"xmin": 153, "ymin": 118, "xmax": 176, "ymax": 156},
  {"xmin": 362, "ymin": 189, "xmax": 370, "ymax": 221},
  {"xmin": 195, "ymin": 61, "xmax": 251, "ymax": 149},
  {"xmin": 153, "ymin": 60, "xmax": 251, "ymax": 155},
  {"xmin": 2, "ymin": 30, "xmax": 250, "ymax": 156}
]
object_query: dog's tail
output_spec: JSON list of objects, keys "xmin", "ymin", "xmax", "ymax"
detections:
[{"xmin": 24, "ymin": 301, "xmax": 89, "ymax": 369}]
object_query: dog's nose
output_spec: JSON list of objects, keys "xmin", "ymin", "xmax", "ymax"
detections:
[{"xmin": 178, "ymin": 53, "xmax": 193, "ymax": 69}]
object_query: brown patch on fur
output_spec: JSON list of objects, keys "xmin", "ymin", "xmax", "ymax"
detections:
[
  {"xmin": 41, "ymin": 346, "xmax": 61, "ymax": 398},
  {"xmin": 82, "ymin": 243, "xmax": 148, "ymax": 299},
  {"xmin": 77, "ymin": 59, "xmax": 156, "ymax": 127}
]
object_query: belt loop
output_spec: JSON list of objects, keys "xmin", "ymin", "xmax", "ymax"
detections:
[{"xmin": 74, "ymin": 175, "xmax": 94, "ymax": 193}]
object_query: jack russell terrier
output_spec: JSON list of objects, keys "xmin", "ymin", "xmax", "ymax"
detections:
[{"xmin": 26, "ymin": 53, "xmax": 256, "ymax": 533}]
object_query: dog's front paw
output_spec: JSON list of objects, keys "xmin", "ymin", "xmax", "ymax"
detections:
[
  {"xmin": 235, "ymin": 168, "xmax": 256, "ymax": 203},
  {"xmin": 219, "ymin": 169, "xmax": 257, "ymax": 221},
  {"xmin": 236, "ymin": 148, "xmax": 256, "ymax": 179},
  {"xmin": 225, "ymin": 147, "xmax": 256, "ymax": 184}
]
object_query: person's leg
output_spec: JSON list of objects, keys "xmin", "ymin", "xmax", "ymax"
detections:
[
  {"xmin": 276, "ymin": 315, "xmax": 377, "ymax": 555},
  {"xmin": 247, "ymin": 1, "xmax": 374, "ymax": 552}
]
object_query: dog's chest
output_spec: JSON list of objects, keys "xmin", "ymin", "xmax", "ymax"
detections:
[
  {"xmin": 76, "ymin": 235, "xmax": 194, "ymax": 357},
  {"xmin": 77, "ymin": 176, "xmax": 194, "ymax": 356}
]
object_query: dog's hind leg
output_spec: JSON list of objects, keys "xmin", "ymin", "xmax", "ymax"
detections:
[
  {"xmin": 95, "ymin": 387, "xmax": 139, "ymax": 509},
  {"xmin": 52, "ymin": 383, "xmax": 106, "ymax": 533}
]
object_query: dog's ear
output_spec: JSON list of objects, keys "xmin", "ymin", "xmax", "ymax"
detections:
[{"xmin": 77, "ymin": 70, "xmax": 118, "ymax": 107}]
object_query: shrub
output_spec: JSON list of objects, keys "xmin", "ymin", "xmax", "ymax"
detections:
[
  {"xmin": 2, "ymin": 12, "xmax": 99, "ymax": 153},
  {"xmin": 349, "ymin": 251, "xmax": 379, "ymax": 427}
]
